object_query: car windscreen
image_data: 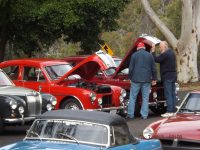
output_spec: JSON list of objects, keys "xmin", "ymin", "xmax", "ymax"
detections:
[
  {"xmin": 0, "ymin": 71, "xmax": 13, "ymax": 86},
  {"xmin": 25, "ymin": 119, "xmax": 109, "ymax": 146},
  {"xmin": 179, "ymin": 93, "xmax": 200, "ymax": 113},
  {"xmin": 45, "ymin": 64, "xmax": 72, "ymax": 80}
]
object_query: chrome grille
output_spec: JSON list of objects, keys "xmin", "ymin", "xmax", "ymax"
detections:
[
  {"xmin": 160, "ymin": 139, "xmax": 200, "ymax": 150},
  {"xmin": 102, "ymin": 95, "xmax": 112, "ymax": 107},
  {"xmin": 26, "ymin": 93, "xmax": 42, "ymax": 116}
]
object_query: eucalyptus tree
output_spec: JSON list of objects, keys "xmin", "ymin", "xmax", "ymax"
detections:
[{"xmin": 141, "ymin": 0, "xmax": 200, "ymax": 83}]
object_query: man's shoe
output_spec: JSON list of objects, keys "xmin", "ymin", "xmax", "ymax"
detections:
[
  {"xmin": 141, "ymin": 116, "xmax": 147, "ymax": 120},
  {"xmin": 161, "ymin": 112, "xmax": 175, "ymax": 118},
  {"xmin": 125, "ymin": 115, "xmax": 134, "ymax": 121}
]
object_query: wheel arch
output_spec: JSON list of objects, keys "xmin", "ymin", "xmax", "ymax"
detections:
[{"xmin": 59, "ymin": 95, "xmax": 85, "ymax": 109}]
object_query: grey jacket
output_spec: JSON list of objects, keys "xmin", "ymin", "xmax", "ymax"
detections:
[{"xmin": 128, "ymin": 48, "xmax": 157, "ymax": 83}]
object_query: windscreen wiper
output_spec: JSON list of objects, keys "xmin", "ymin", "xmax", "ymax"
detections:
[{"xmin": 58, "ymin": 133, "xmax": 79, "ymax": 144}]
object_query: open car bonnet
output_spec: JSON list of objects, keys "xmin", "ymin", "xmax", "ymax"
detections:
[
  {"xmin": 113, "ymin": 34, "xmax": 161, "ymax": 77},
  {"xmin": 56, "ymin": 53, "xmax": 109, "ymax": 83}
]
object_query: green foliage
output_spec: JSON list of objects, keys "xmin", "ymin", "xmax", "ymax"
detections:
[
  {"xmin": 0, "ymin": 0, "xmax": 130, "ymax": 59},
  {"xmin": 150, "ymin": 0, "xmax": 181, "ymax": 38},
  {"xmin": 101, "ymin": 0, "xmax": 182, "ymax": 57}
]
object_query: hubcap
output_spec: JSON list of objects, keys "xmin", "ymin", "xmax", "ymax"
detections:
[{"xmin": 65, "ymin": 103, "xmax": 80, "ymax": 110}]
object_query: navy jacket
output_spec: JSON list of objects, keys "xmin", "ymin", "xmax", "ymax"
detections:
[
  {"xmin": 152, "ymin": 49, "xmax": 177, "ymax": 81},
  {"xmin": 128, "ymin": 48, "xmax": 157, "ymax": 83}
]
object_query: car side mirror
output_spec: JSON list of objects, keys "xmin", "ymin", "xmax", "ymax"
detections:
[
  {"xmin": 26, "ymin": 129, "xmax": 29, "ymax": 135},
  {"xmin": 38, "ymin": 85, "xmax": 42, "ymax": 92}
]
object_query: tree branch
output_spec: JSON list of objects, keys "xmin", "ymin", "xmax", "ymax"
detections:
[{"xmin": 141, "ymin": 0, "xmax": 178, "ymax": 48}]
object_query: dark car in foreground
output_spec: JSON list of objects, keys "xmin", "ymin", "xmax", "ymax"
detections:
[
  {"xmin": 0, "ymin": 69, "xmax": 56, "ymax": 134},
  {"xmin": 143, "ymin": 91, "xmax": 200, "ymax": 150},
  {"xmin": 0, "ymin": 109, "xmax": 162, "ymax": 150}
]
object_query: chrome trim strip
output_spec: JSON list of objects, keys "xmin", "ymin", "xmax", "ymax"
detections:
[
  {"xmin": 4, "ymin": 117, "xmax": 35, "ymax": 123},
  {"xmin": 148, "ymin": 101, "xmax": 166, "ymax": 106},
  {"xmin": 25, "ymin": 119, "xmax": 110, "ymax": 148},
  {"xmin": 87, "ymin": 106, "xmax": 125, "ymax": 111}
]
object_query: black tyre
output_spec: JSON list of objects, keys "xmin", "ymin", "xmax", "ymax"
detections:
[
  {"xmin": 117, "ymin": 109, "xmax": 127, "ymax": 117},
  {"xmin": 0, "ymin": 118, "xmax": 4, "ymax": 134},
  {"xmin": 134, "ymin": 102, "xmax": 141, "ymax": 117},
  {"xmin": 150, "ymin": 105, "xmax": 167, "ymax": 114},
  {"xmin": 60, "ymin": 98, "xmax": 83, "ymax": 110}
]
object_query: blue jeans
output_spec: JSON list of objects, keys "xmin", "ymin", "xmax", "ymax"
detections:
[
  {"xmin": 163, "ymin": 80, "xmax": 176, "ymax": 112},
  {"xmin": 127, "ymin": 82, "xmax": 151, "ymax": 118}
]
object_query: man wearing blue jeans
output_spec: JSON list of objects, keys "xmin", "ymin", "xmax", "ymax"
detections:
[
  {"xmin": 151, "ymin": 41, "xmax": 177, "ymax": 117},
  {"xmin": 127, "ymin": 42, "xmax": 157, "ymax": 119}
]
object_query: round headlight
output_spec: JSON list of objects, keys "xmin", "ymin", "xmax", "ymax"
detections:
[
  {"xmin": 175, "ymin": 82, "xmax": 180, "ymax": 91},
  {"xmin": 50, "ymin": 96, "xmax": 57, "ymax": 106},
  {"xmin": 18, "ymin": 106, "xmax": 24, "ymax": 114},
  {"xmin": 143, "ymin": 127, "xmax": 154, "ymax": 139},
  {"xmin": 153, "ymin": 92, "xmax": 157, "ymax": 98},
  {"xmin": 119, "ymin": 96, "xmax": 124, "ymax": 103},
  {"xmin": 98, "ymin": 98, "xmax": 102, "ymax": 105},
  {"xmin": 9, "ymin": 99, "xmax": 17, "ymax": 109},
  {"xmin": 121, "ymin": 89, "xmax": 126, "ymax": 98},
  {"xmin": 90, "ymin": 92, "xmax": 96, "ymax": 102},
  {"xmin": 47, "ymin": 104, "xmax": 53, "ymax": 111}
]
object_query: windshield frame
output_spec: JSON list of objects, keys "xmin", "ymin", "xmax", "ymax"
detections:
[
  {"xmin": 44, "ymin": 64, "xmax": 73, "ymax": 80},
  {"xmin": 177, "ymin": 92, "xmax": 200, "ymax": 114},
  {"xmin": 24, "ymin": 119, "xmax": 110, "ymax": 147},
  {"xmin": 0, "ymin": 70, "xmax": 14, "ymax": 86}
]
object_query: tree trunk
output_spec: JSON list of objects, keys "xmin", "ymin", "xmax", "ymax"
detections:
[
  {"xmin": 177, "ymin": 0, "xmax": 200, "ymax": 82},
  {"xmin": 141, "ymin": 0, "xmax": 200, "ymax": 83},
  {"xmin": 176, "ymin": 39, "xmax": 199, "ymax": 83}
]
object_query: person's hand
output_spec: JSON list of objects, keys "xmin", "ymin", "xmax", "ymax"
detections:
[
  {"xmin": 151, "ymin": 44, "xmax": 155, "ymax": 53},
  {"xmin": 151, "ymin": 80, "xmax": 157, "ymax": 86}
]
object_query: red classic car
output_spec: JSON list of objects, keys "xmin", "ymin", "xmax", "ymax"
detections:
[
  {"xmin": 62, "ymin": 35, "xmax": 174, "ymax": 115},
  {"xmin": 143, "ymin": 91, "xmax": 200, "ymax": 150},
  {"xmin": 0, "ymin": 57, "xmax": 127, "ymax": 114}
]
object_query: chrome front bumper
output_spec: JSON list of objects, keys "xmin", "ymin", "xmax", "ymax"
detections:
[
  {"xmin": 4, "ymin": 117, "xmax": 35, "ymax": 124},
  {"xmin": 149, "ymin": 101, "xmax": 167, "ymax": 106},
  {"xmin": 87, "ymin": 105, "xmax": 126, "ymax": 111}
]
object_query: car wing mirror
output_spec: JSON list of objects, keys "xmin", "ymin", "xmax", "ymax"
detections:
[
  {"xmin": 35, "ymin": 69, "xmax": 41, "ymax": 81},
  {"xmin": 38, "ymin": 85, "xmax": 42, "ymax": 92}
]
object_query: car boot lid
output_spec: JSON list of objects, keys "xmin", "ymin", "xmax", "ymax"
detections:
[{"xmin": 0, "ymin": 85, "xmax": 38, "ymax": 96}]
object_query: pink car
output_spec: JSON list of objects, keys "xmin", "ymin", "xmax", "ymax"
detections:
[{"xmin": 143, "ymin": 91, "xmax": 200, "ymax": 149}]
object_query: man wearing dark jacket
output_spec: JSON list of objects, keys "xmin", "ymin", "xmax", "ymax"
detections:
[
  {"xmin": 151, "ymin": 41, "xmax": 177, "ymax": 117},
  {"xmin": 127, "ymin": 42, "xmax": 157, "ymax": 119}
]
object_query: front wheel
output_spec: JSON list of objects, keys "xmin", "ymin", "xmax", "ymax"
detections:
[
  {"xmin": 0, "ymin": 118, "xmax": 4, "ymax": 134},
  {"xmin": 150, "ymin": 105, "xmax": 167, "ymax": 115},
  {"xmin": 60, "ymin": 98, "xmax": 83, "ymax": 110},
  {"xmin": 117, "ymin": 109, "xmax": 127, "ymax": 117}
]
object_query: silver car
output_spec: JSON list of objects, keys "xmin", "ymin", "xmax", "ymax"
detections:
[{"xmin": 0, "ymin": 69, "xmax": 57, "ymax": 134}]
